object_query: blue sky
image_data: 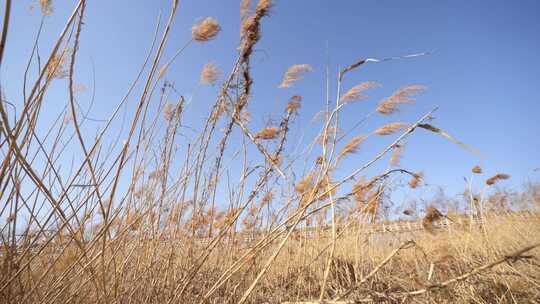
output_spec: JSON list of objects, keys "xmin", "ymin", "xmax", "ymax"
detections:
[{"xmin": 2, "ymin": 0, "xmax": 539, "ymax": 208}]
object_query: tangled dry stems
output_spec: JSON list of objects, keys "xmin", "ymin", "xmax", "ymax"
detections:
[{"xmin": 0, "ymin": 1, "xmax": 538, "ymax": 304}]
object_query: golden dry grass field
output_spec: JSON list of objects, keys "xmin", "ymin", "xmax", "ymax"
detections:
[{"xmin": 1, "ymin": 1, "xmax": 539, "ymax": 303}]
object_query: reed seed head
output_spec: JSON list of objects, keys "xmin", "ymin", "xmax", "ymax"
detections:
[
  {"xmin": 486, "ymin": 173, "xmax": 510, "ymax": 185},
  {"xmin": 295, "ymin": 174, "xmax": 314, "ymax": 194},
  {"xmin": 240, "ymin": 0, "xmax": 251, "ymax": 21},
  {"xmin": 278, "ymin": 64, "xmax": 313, "ymax": 88},
  {"xmin": 472, "ymin": 165, "xmax": 482, "ymax": 174},
  {"xmin": 409, "ymin": 172, "xmax": 423, "ymax": 189},
  {"xmin": 46, "ymin": 50, "xmax": 70, "ymax": 79},
  {"xmin": 255, "ymin": 127, "xmax": 280, "ymax": 140},
  {"xmin": 286, "ymin": 95, "xmax": 302, "ymax": 112},
  {"xmin": 255, "ymin": 0, "xmax": 272, "ymax": 12},
  {"xmin": 200, "ymin": 62, "xmax": 220, "ymax": 85},
  {"xmin": 338, "ymin": 135, "xmax": 367, "ymax": 159},
  {"xmin": 39, "ymin": 0, "xmax": 53, "ymax": 16},
  {"xmin": 340, "ymin": 81, "xmax": 380, "ymax": 103},
  {"xmin": 364, "ymin": 187, "xmax": 384, "ymax": 215},
  {"xmin": 377, "ymin": 85, "xmax": 425, "ymax": 115},
  {"xmin": 192, "ymin": 17, "xmax": 221, "ymax": 42},
  {"xmin": 403, "ymin": 208, "xmax": 414, "ymax": 216},
  {"xmin": 390, "ymin": 144, "xmax": 404, "ymax": 166},
  {"xmin": 374, "ymin": 122, "xmax": 409, "ymax": 136},
  {"xmin": 163, "ymin": 103, "xmax": 176, "ymax": 121}
]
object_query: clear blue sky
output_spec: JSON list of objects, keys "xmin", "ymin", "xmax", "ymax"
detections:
[{"xmin": 2, "ymin": 0, "xmax": 539, "ymax": 205}]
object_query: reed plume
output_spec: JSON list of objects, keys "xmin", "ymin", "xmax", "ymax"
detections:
[
  {"xmin": 240, "ymin": 0, "xmax": 251, "ymax": 22},
  {"xmin": 286, "ymin": 95, "xmax": 302, "ymax": 112},
  {"xmin": 39, "ymin": 0, "xmax": 53, "ymax": 16},
  {"xmin": 377, "ymin": 85, "xmax": 425, "ymax": 115},
  {"xmin": 278, "ymin": 64, "xmax": 313, "ymax": 88},
  {"xmin": 295, "ymin": 173, "xmax": 314, "ymax": 194},
  {"xmin": 374, "ymin": 122, "xmax": 408, "ymax": 135},
  {"xmin": 352, "ymin": 176, "xmax": 368, "ymax": 203},
  {"xmin": 486, "ymin": 173, "xmax": 510, "ymax": 185},
  {"xmin": 163, "ymin": 103, "xmax": 176, "ymax": 121},
  {"xmin": 409, "ymin": 171, "xmax": 423, "ymax": 189},
  {"xmin": 255, "ymin": 127, "xmax": 280, "ymax": 140},
  {"xmin": 200, "ymin": 62, "xmax": 220, "ymax": 85},
  {"xmin": 390, "ymin": 144, "xmax": 404, "ymax": 166},
  {"xmin": 338, "ymin": 135, "xmax": 367, "ymax": 159},
  {"xmin": 340, "ymin": 81, "xmax": 380, "ymax": 103},
  {"xmin": 472, "ymin": 165, "xmax": 482, "ymax": 174},
  {"xmin": 364, "ymin": 187, "xmax": 384, "ymax": 215},
  {"xmin": 46, "ymin": 50, "xmax": 70, "ymax": 79},
  {"xmin": 192, "ymin": 17, "xmax": 221, "ymax": 42},
  {"xmin": 403, "ymin": 208, "xmax": 414, "ymax": 216}
]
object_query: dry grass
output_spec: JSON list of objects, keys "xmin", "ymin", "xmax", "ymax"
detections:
[{"xmin": 0, "ymin": 1, "xmax": 538, "ymax": 304}]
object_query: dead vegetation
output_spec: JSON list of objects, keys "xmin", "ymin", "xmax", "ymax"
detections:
[{"xmin": 0, "ymin": 1, "xmax": 539, "ymax": 303}]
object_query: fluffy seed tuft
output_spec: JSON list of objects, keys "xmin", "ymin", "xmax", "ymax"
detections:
[
  {"xmin": 409, "ymin": 171, "xmax": 423, "ymax": 189},
  {"xmin": 390, "ymin": 144, "xmax": 404, "ymax": 166},
  {"xmin": 340, "ymin": 81, "xmax": 380, "ymax": 103},
  {"xmin": 192, "ymin": 17, "xmax": 221, "ymax": 42},
  {"xmin": 163, "ymin": 103, "xmax": 176, "ymax": 121},
  {"xmin": 472, "ymin": 165, "xmax": 482, "ymax": 174},
  {"xmin": 338, "ymin": 135, "xmax": 367, "ymax": 159},
  {"xmin": 278, "ymin": 64, "xmax": 313, "ymax": 88},
  {"xmin": 486, "ymin": 173, "xmax": 510, "ymax": 185},
  {"xmin": 285, "ymin": 95, "xmax": 302, "ymax": 112},
  {"xmin": 254, "ymin": 127, "xmax": 280, "ymax": 140},
  {"xmin": 377, "ymin": 85, "xmax": 425, "ymax": 115},
  {"xmin": 374, "ymin": 122, "xmax": 408, "ymax": 135},
  {"xmin": 200, "ymin": 62, "xmax": 220, "ymax": 85},
  {"xmin": 39, "ymin": 0, "xmax": 53, "ymax": 16}
]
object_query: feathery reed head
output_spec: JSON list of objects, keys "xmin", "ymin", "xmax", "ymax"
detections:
[
  {"xmin": 278, "ymin": 64, "xmax": 313, "ymax": 88},
  {"xmin": 338, "ymin": 135, "xmax": 367, "ymax": 159},
  {"xmin": 295, "ymin": 173, "xmax": 314, "ymax": 194},
  {"xmin": 192, "ymin": 17, "xmax": 221, "ymax": 42},
  {"xmin": 254, "ymin": 126, "xmax": 280, "ymax": 140},
  {"xmin": 39, "ymin": 0, "xmax": 53, "ymax": 16},
  {"xmin": 374, "ymin": 122, "xmax": 408, "ymax": 135},
  {"xmin": 46, "ymin": 50, "xmax": 70, "ymax": 79},
  {"xmin": 313, "ymin": 175, "xmax": 336, "ymax": 201},
  {"xmin": 364, "ymin": 187, "xmax": 384, "ymax": 215},
  {"xmin": 163, "ymin": 103, "xmax": 176, "ymax": 121},
  {"xmin": 472, "ymin": 165, "xmax": 482, "ymax": 174},
  {"xmin": 390, "ymin": 144, "xmax": 404, "ymax": 166},
  {"xmin": 240, "ymin": 0, "xmax": 251, "ymax": 21},
  {"xmin": 255, "ymin": 0, "xmax": 272, "ymax": 12},
  {"xmin": 377, "ymin": 85, "xmax": 425, "ymax": 115},
  {"xmin": 286, "ymin": 95, "xmax": 302, "ymax": 112},
  {"xmin": 340, "ymin": 81, "xmax": 380, "ymax": 103},
  {"xmin": 486, "ymin": 173, "xmax": 510, "ymax": 185},
  {"xmin": 260, "ymin": 191, "xmax": 273, "ymax": 205},
  {"xmin": 403, "ymin": 208, "xmax": 414, "ymax": 216},
  {"xmin": 352, "ymin": 176, "xmax": 368, "ymax": 203},
  {"xmin": 239, "ymin": 0, "xmax": 272, "ymax": 53},
  {"xmin": 409, "ymin": 171, "xmax": 423, "ymax": 189},
  {"xmin": 200, "ymin": 62, "xmax": 220, "ymax": 85}
]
